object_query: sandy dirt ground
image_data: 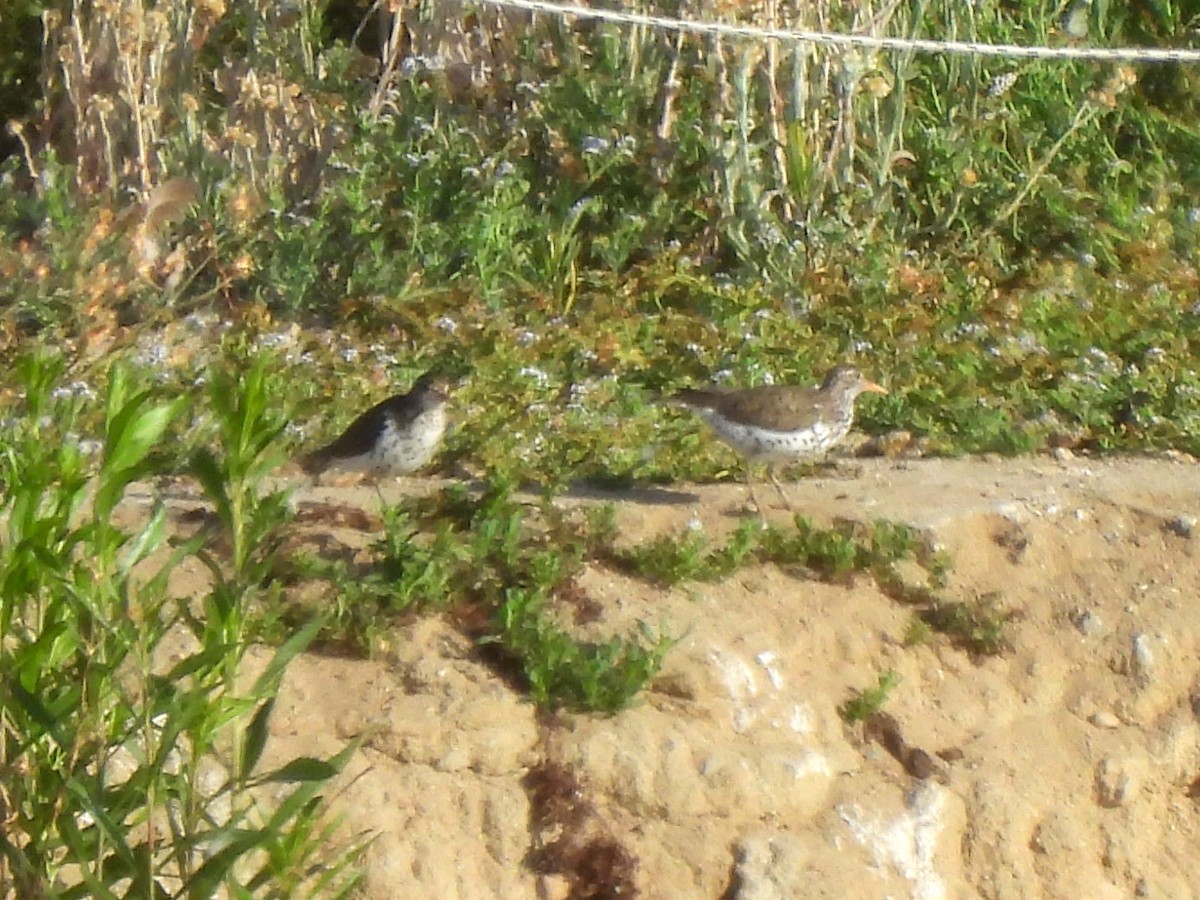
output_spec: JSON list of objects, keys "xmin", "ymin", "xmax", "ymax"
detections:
[{"xmin": 144, "ymin": 455, "xmax": 1200, "ymax": 898}]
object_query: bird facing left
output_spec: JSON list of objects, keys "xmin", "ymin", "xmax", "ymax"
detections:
[{"xmin": 300, "ymin": 373, "xmax": 451, "ymax": 479}]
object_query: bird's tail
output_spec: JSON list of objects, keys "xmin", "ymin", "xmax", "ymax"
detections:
[
  {"xmin": 666, "ymin": 387, "xmax": 722, "ymax": 411},
  {"xmin": 297, "ymin": 449, "xmax": 329, "ymax": 477}
]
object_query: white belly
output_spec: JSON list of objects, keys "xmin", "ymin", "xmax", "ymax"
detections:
[
  {"xmin": 382, "ymin": 406, "xmax": 445, "ymax": 473},
  {"xmin": 702, "ymin": 412, "xmax": 849, "ymax": 463},
  {"xmin": 339, "ymin": 407, "xmax": 446, "ymax": 475}
]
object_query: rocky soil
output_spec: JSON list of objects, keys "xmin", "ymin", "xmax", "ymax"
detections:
[{"xmin": 157, "ymin": 456, "xmax": 1200, "ymax": 898}]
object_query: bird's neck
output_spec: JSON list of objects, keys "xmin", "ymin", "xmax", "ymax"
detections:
[{"xmin": 831, "ymin": 389, "xmax": 859, "ymax": 419}]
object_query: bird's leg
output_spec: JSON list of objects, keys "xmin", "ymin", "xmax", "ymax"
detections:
[
  {"xmin": 767, "ymin": 465, "xmax": 794, "ymax": 511},
  {"xmin": 372, "ymin": 481, "xmax": 389, "ymax": 512},
  {"xmin": 742, "ymin": 461, "xmax": 765, "ymax": 515}
]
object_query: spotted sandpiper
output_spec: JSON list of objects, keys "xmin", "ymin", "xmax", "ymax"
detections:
[
  {"xmin": 671, "ymin": 365, "xmax": 887, "ymax": 511},
  {"xmin": 301, "ymin": 372, "xmax": 451, "ymax": 479}
]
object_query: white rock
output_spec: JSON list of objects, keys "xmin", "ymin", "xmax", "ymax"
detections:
[
  {"xmin": 1089, "ymin": 711, "xmax": 1120, "ymax": 729},
  {"xmin": 1131, "ymin": 633, "xmax": 1155, "ymax": 685}
]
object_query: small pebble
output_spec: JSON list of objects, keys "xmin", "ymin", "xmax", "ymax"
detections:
[
  {"xmin": 1052, "ymin": 446, "xmax": 1075, "ymax": 462},
  {"xmin": 1165, "ymin": 515, "xmax": 1196, "ymax": 538},
  {"xmin": 906, "ymin": 749, "xmax": 943, "ymax": 780},
  {"xmin": 1095, "ymin": 757, "xmax": 1138, "ymax": 808},
  {"xmin": 1073, "ymin": 610, "xmax": 1104, "ymax": 637},
  {"xmin": 1131, "ymin": 633, "xmax": 1155, "ymax": 684},
  {"xmin": 921, "ymin": 530, "xmax": 946, "ymax": 557},
  {"xmin": 1089, "ymin": 711, "xmax": 1120, "ymax": 729}
]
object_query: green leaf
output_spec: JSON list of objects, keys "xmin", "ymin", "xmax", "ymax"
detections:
[
  {"xmin": 162, "ymin": 641, "xmax": 237, "ymax": 683},
  {"xmin": 60, "ymin": 772, "xmax": 139, "ymax": 881},
  {"xmin": 189, "ymin": 447, "xmax": 233, "ymax": 529},
  {"xmin": 250, "ymin": 616, "xmax": 324, "ymax": 698},
  {"xmin": 185, "ymin": 829, "xmax": 266, "ymax": 899},
  {"xmin": 5, "ymin": 677, "xmax": 66, "ymax": 737},
  {"xmin": 16, "ymin": 350, "xmax": 67, "ymax": 419},
  {"xmin": 95, "ymin": 388, "xmax": 185, "ymax": 520},
  {"xmin": 240, "ymin": 698, "xmax": 275, "ymax": 782},
  {"xmin": 118, "ymin": 503, "xmax": 169, "ymax": 574},
  {"xmin": 107, "ymin": 397, "xmax": 179, "ymax": 473}
]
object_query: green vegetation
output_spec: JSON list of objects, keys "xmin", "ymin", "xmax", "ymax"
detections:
[
  {"xmin": 613, "ymin": 517, "xmax": 924, "ymax": 585},
  {"xmin": 0, "ymin": 355, "xmax": 362, "ymax": 897},
  {"xmin": 1, "ymin": 0, "xmax": 1199, "ymax": 474},
  {"xmin": 612, "ymin": 515, "xmax": 1001, "ymax": 654},
  {"xmin": 917, "ymin": 592, "xmax": 1013, "ymax": 657},
  {"xmin": 840, "ymin": 670, "xmax": 901, "ymax": 724},
  {"xmin": 0, "ymin": 348, "xmax": 1004, "ymax": 892},
  {"xmin": 1, "ymin": 0, "xmax": 1195, "ymax": 891},
  {"xmin": 281, "ymin": 479, "xmax": 673, "ymax": 713}
]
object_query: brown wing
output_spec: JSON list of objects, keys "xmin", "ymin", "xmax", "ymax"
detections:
[
  {"xmin": 300, "ymin": 392, "xmax": 425, "ymax": 474},
  {"xmin": 676, "ymin": 384, "xmax": 824, "ymax": 432}
]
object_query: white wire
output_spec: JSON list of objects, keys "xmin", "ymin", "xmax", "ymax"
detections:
[{"xmin": 474, "ymin": 0, "xmax": 1200, "ymax": 64}]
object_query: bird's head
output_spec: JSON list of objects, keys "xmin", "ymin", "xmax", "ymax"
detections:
[
  {"xmin": 822, "ymin": 365, "xmax": 887, "ymax": 399},
  {"xmin": 413, "ymin": 372, "xmax": 453, "ymax": 404}
]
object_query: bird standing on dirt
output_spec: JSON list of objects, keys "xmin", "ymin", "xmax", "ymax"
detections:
[
  {"xmin": 670, "ymin": 365, "xmax": 887, "ymax": 511},
  {"xmin": 301, "ymin": 372, "xmax": 451, "ymax": 479}
]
